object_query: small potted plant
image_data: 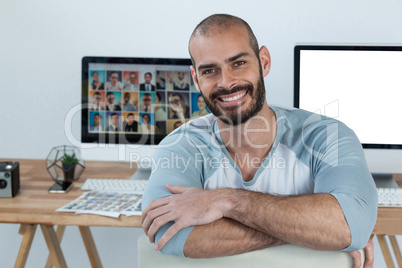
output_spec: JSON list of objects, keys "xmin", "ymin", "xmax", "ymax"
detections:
[
  {"xmin": 46, "ymin": 145, "xmax": 85, "ymax": 182},
  {"xmin": 61, "ymin": 152, "xmax": 78, "ymax": 181}
]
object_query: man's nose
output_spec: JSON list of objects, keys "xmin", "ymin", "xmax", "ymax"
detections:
[{"xmin": 217, "ymin": 68, "xmax": 236, "ymax": 90}]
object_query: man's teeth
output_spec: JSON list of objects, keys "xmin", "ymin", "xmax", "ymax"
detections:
[{"xmin": 220, "ymin": 92, "xmax": 246, "ymax": 102}]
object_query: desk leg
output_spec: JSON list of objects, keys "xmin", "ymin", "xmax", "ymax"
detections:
[
  {"xmin": 377, "ymin": 235, "xmax": 395, "ymax": 268},
  {"xmin": 389, "ymin": 235, "xmax": 402, "ymax": 267},
  {"xmin": 79, "ymin": 226, "xmax": 103, "ymax": 268},
  {"xmin": 15, "ymin": 224, "xmax": 37, "ymax": 268},
  {"xmin": 45, "ymin": 225, "xmax": 66, "ymax": 268},
  {"xmin": 40, "ymin": 225, "xmax": 67, "ymax": 268}
]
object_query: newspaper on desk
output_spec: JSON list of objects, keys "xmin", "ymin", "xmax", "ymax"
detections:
[{"xmin": 56, "ymin": 190, "xmax": 142, "ymax": 218}]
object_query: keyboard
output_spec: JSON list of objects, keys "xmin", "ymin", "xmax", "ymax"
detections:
[
  {"xmin": 81, "ymin": 178, "xmax": 148, "ymax": 192},
  {"xmin": 378, "ymin": 188, "xmax": 402, "ymax": 207}
]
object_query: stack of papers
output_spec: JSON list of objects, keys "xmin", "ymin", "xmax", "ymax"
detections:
[{"xmin": 56, "ymin": 191, "xmax": 143, "ymax": 218}]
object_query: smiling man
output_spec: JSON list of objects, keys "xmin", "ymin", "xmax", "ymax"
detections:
[{"xmin": 142, "ymin": 14, "xmax": 377, "ymax": 267}]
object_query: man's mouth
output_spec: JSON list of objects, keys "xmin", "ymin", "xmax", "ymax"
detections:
[{"xmin": 217, "ymin": 90, "xmax": 248, "ymax": 107}]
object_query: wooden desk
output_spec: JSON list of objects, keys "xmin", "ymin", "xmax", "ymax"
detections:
[
  {"xmin": 0, "ymin": 159, "xmax": 140, "ymax": 268},
  {"xmin": 372, "ymin": 174, "xmax": 402, "ymax": 268}
]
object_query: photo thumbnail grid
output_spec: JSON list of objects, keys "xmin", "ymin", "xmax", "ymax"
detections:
[{"xmin": 87, "ymin": 65, "xmax": 210, "ymax": 136}]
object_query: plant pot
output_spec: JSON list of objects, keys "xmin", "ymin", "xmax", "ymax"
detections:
[{"xmin": 62, "ymin": 163, "xmax": 76, "ymax": 181}]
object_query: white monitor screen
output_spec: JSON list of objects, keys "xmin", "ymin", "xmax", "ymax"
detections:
[{"xmin": 294, "ymin": 46, "xmax": 402, "ymax": 148}]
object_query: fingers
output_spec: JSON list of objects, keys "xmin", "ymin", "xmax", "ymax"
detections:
[
  {"xmin": 146, "ymin": 209, "xmax": 179, "ymax": 243},
  {"xmin": 348, "ymin": 239, "xmax": 375, "ymax": 268},
  {"xmin": 363, "ymin": 240, "xmax": 374, "ymax": 268},
  {"xmin": 142, "ymin": 203, "xmax": 172, "ymax": 238},
  {"xmin": 142, "ymin": 202, "xmax": 189, "ymax": 250},
  {"xmin": 141, "ymin": 185, "xmax": 202, "ymax": 251},
  {"xmin": 141, "ymin": 197, "xmax": 170, "ymax": 224},
  {"xmin": 154, "ymin": 222, "xmax": 183, "ymax": 251},
  {"xmin": 141, "ymin": 185, "xmax": 188, "ymax": 224},
  {"xmin": 166, "ymin": 184, "xmax": 188, "ymax": 194},
  {"xmin": 141, "ymin": 190, "xmax": 186, "ymax": 243},
  {"xmin": 348, "ymin": 251, "xmax": 361, "ymax": 268}
]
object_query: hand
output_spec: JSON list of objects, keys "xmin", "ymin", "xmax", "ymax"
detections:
[
  {"xmin": 347, "ymin": 239, "xmax": 374, "ymax": 268},
  {"xmin": 141, "ymin": 185, "xmax": 228, "ymax": 251}
]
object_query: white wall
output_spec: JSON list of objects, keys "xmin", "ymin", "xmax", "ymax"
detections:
[
  {"xmin": 1, "ymin": 0, "xmax": 402, "ymax": 267},
  {"xmin": 1, "ymin": 0, "xmax": 401, "ymax": 161}
]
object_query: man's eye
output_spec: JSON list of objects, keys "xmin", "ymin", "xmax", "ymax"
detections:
[
  {"xmin": 202, "ymin": 69, "xmax": 215, "ymax": 75},
  {"xmin": 234, "ymin": 61, "xmax": 245, "ymax": 67}
]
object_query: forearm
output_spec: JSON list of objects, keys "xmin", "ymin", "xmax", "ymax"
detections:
[
  {"xmin": 142, "ymin": 185, "xmax": 352, "ymax": 254},
  {"xmin": 184, "ymin": 217, "xmax": 284, "ymax": 258},
  {"xmin": 224, "ymin": 189, "xmax": 351, "ymax": 250}
]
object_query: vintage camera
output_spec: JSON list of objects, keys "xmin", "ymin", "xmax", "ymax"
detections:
[{"xmin": 0, "ymin": 161, "xmax": 20, "ymax": 197}]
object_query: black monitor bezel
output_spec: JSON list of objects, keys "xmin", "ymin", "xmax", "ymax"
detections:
[
  {"xmin": 294, "ymin": 45, "xmax": 402, "ymax": 149},
  {"xmin": 81, "ymin": 56, "xmax": 193, "ymax": 145}
]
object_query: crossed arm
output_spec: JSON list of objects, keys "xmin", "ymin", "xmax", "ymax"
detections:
[
  {"xmin": 142, "ymin": 185, "xmax": 351, "ymax": 255},
  {"xmin": 142, "ymin": 184, "xmax": 374, "ymax": 267},
  {"xmin": 184, "ymin": 217, "xmax": 283, "ymax": 258}
]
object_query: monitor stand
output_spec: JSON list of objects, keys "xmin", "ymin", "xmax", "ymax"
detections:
[
  {"xmin": 129, "ymin": 163, "xmax": 152, "ymax": 181},
  {"xmin": 372, "ymin": 173, "xmax": 400, "ymax": 188}
]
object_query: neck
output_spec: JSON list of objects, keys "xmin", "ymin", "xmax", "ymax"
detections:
[{"xmin": 217, "ymin": 102, "xmax": 276, "ymax": 157}]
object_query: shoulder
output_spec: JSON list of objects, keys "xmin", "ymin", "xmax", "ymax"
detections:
[
  {"xmin": 271, "ymin": 106, "xmax": 361, "ymax": 166},
  {"xmin": 272, "ymin": 105, "xmax": 355, "ymax": 145}
]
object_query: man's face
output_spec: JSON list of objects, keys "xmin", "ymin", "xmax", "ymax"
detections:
[
  {"xmin": 107, "ymin": 94, "xmax": 115, "ymax": 104},
  {"xmin": 124, "ymin": 94, "xmax": 130, "ymax": 104},
  {"xmin": 142, "ymin": 95, "xmax": 152, "ymax": 107},
  {"xmin": 144, "ymin": 74, "xmax": 152, "ymax": 84},
  {"xmin": 177, "ymin": 72, "xmax": 185, "ymax": 81},
  {"xmin": 93, "ymin": 94, "xmax": 102, "ymax": 105},
  {"xmin": 129, "ymin": 73, "xmax": 137, "ymax": 84},
  {"xmin": 127, "ymin": 115, "xmax": 134, "ymax": 124},
  {"xmin": 94, "ymin": 115, "xmax": 100, "ymax": 125},
  {"xmin": 142, "ymin": 115, "xmax": 150, "ymax": 124},
  {"xmin": 189, "ymin": 25, "xmax": 267, "ymax": 126},
  {"xmin": 111, "ymin": 115, "xmax": 119, "ymax": 125},
  {"xmin": 110, "ymin": 73, "xmax": 118, "ymax": 83}
]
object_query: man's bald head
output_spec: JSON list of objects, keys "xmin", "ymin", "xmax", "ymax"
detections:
[{"xmin": 189, "ymin": 14, "xmax": 260, "ymax": 66}]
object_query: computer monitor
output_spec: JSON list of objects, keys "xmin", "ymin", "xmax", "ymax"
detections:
[
  {"xmin": 294, "ymin": 45, "xmax": 402, "ymax": 185},
  {"xmin": 81, "ymin": 56, "xmax": 209, "ymax": 147}
]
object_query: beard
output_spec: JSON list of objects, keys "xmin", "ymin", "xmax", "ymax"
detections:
[{"xmin": 199, "ymin": 70, "xmax": 266, "ymax": 126}]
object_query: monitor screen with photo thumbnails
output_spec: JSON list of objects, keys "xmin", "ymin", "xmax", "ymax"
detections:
[{"xmin": 81, "ymin": 56, "xmax": 211, "ymax": 145}]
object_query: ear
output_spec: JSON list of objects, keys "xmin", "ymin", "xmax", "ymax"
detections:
[
  {"xmin": 190, "ymin": 65, "xmax": 201, "ymax": 93},
  {"xmin": 259, "ymin": 46, "xmax": 271, "ymax": 77}
]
